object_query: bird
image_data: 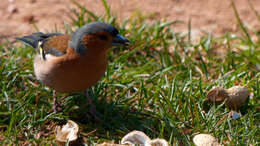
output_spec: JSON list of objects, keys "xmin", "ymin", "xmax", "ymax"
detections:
[{"xmin": 16, "ymin": 22, "xmax": 129, "ymax": 114}]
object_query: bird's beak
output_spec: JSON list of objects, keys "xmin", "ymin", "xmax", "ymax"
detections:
[{"xmin": 111, "ymin": 34, "xmax": 130, "ymax": 46}]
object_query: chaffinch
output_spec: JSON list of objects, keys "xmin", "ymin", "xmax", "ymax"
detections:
[{"xmin": 17, "ymin": 22, "xmax": 129, "ymax": 113}]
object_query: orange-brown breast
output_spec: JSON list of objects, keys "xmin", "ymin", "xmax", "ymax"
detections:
[{"xmin": 40, "ymin": 48, "xmax": 108, "ymax": 93}]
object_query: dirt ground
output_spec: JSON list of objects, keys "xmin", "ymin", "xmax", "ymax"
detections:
[{"xmin": 1, "ymin": 0, "xmax": 260, "ymax": 41}]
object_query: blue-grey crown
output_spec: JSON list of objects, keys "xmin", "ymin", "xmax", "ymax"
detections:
[{"xmin": 69, "ymin": 22, "xmax": 119, "ymax": 54}]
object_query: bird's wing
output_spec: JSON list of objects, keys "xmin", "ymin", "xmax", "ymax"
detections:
[
  {"xmin": 16, "ymin": 33, "xmax": 72, "ymax": 60},
  {"xmin": 41, "ymin": 35, "xmax": 72, "ymax": 57}
]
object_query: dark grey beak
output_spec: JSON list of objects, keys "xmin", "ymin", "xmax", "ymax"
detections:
[{"xmin": 111, "ymin": 34, "xmax": 130, "ymax": 46}]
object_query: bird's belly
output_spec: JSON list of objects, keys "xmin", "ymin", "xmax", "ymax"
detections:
[
  {"xmin": 49, "ymin": 70, "xmax": 105, "ymax": 92},
  {"xmin": 33, "ymin": 55, "xmax": 107, "ymax": 92}
]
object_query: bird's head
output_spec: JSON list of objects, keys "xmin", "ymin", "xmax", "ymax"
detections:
[{"xmin": 69, "ymin": 22, "xmax": 129, "ymax": 55}]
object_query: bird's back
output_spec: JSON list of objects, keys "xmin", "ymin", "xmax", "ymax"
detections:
[{"xmin": 16, "ymin": 32, "xmax": 71, "ymax": 58}]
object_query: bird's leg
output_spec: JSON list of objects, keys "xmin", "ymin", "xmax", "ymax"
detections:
[
  {"xmin": 52, "ymin": 90, "xmax": 62, "ymax": 112},
  {"xmin": 85, "ymin": 89, "xmax": 97, "ymax": 117}
]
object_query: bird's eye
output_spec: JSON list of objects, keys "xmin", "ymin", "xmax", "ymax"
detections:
[{"xmin": 98, "ymin": 34, "xmax": 108, "ymax": 41}]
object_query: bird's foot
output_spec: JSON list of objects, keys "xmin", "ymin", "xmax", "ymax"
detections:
[
  {"xmin": 85, "ymin": 90, "xmax": 100, "ymax": 122},
  {"xmin": 51, "ymin": 102, "xmax": 63, "ymax": 113},
  {"xmin": 50, "ymin": 90, "xmax": 63, "ymax": 113},
  {"xmin": 89, "ymin": 104, "xmax": 100, "ymax": 121}
]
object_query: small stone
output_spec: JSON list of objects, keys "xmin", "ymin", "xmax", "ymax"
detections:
[
  {"xmin": 30, "ymin": 0, "xmax": 37, "ymax": 3},
  {"xmin": 193, "ymin": 134, "xmax": 221, "ymax": 146},
  {"xmin": 23, "ymin": 15, "xmax": 36, "ymax": 23},
  {"xmin": 150, "ymin": 138, "xmax": 169, "ymax": 146},
  {"xmin": 55, "ymin": 120, "xmax": 80, "ymax": 146},
  {"xmin": 207, "ymin": 86, "xmax": 249, "ymax": 110},
  {"xmin": 229, "ymin": 111, "xmax": 241, "ymax": 120},
  {"xmin": 97, "ymin": 142, "xmax": 128, "ymax": 146},
  {"xmin": 121, "ymin": 130, "xmax": 151, "ymax": 145},
  {"xmin": 226, "ymin": 86, "xmax": 249, "ymax": 109},
  {"xmin": 7, "ymin": 5, "xmax": 18, "ymax": 13},
  {"xmin": 207, "ymin": 87, "xmax": 229, "ymax": 105}
]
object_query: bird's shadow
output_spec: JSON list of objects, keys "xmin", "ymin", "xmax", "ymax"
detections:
[{"xmin": 61, "ymin": 92, "xmax": 159, "ymax": 140}]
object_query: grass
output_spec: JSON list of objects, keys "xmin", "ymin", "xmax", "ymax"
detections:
[{"xmin": 0, "ymin": 0, "xmax": 260, "ymax": 145}]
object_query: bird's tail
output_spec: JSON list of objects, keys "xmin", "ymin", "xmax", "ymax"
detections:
[{"xmin": 16, "ymin": 32, "xmax": 62, "ymax": 49}]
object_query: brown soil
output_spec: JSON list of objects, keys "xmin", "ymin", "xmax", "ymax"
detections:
[{"xmin": 1, "ymin": 0, "xmax": 260, "ymax": 41}]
